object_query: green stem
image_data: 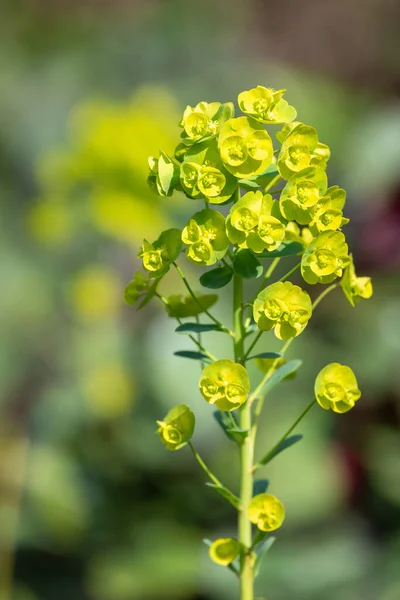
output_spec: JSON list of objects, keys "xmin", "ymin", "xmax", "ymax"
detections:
[
  {"xmin": 243, "ymin": 331, "xmax": 263, "ymax": 361},
  {"xmin": 233, "ymin": 273, "xmax": 254, "ymax": 600},
  {"xmin": 256, "ymin": 256, "xmax": 281, "ymax": 295},
  {"xmin": 312, "ymin": 283, "xmax": 338, "ymax": 310},
  {"xmin": 173, "ymin": 262, "xmax": 227, "ymax": 330},
  {"xmin": 277, "ymin": 261, "xmax": 301, "ymax": 283},
  {"xmin": 253, "ymin": 399, "xmax": 316, "ymax": 471},
  {"xmin": 188, "ymin": 442, "xmax": 223, "ymax": 486},
  {"xmin": 264, "ymin": 174, "xmax": 281, "ymax": 193}
]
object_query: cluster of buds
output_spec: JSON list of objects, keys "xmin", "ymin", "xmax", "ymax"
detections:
[{"xmin": 124, "ymin": 85, "xmax": 373, "ymax": 583}]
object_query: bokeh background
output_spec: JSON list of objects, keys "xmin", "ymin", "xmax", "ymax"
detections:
[{"xmin": 1, "ymin": 1, "xmax": 400, "ymax": 599}]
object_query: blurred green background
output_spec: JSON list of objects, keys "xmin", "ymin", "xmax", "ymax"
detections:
[{"xmin": 1, "ymin": 1, "xmax": 400, "ymax": 599}]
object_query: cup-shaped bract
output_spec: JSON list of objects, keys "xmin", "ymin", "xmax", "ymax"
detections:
[
  {"xmin": 180, "ymin": 101, "xmax": 234, "ymax": 146},
  {"xmin": 314, "ymin": 363, "xmax": 361, "ymax": 414},
  {"xmin": 182, "ymin": 209, "xmax": 229, "ymax": 266},
  {"xmin": 209, "ymin": 538, "xmax": 240, "ymax": 566},
  {"xmin": 226, "ymin": 191, "xmax": 286, "ymax": 253},
  {"xmin": 238, "ymin": 86, "xmax": 297, "ymax": 125},
  {"xmin": 156, "ymin": 404, "xmax": 195, "ymax": 450},
  {"xmin": 311, "ymin": 142, "xmax": 331, "ymax": 169},
  {"xmin": 253, "ymin": 281, "xmax": 312, "ymax": 340},
  {"xmin": 180, "ymin": 140, "xmax": 237, "ymax": 204},
  {"xmin": 139, "ymin": 228, "xmax": 182, "ymax": 278},
  {"xmin": 308, "ymin": 186, "xmax": 349, "ymax": 236},
  {"xmin": 199, "ymin": 359, "xmax": 250, "ymax": 412},
  {"xmin": 219, "ymin": 116, "xmax": 273, "ymax": 178},
  {"xmin": 301, "ymin": 230, "xmax": 350, "ymax": 284},
  {"xmin": 277, "ymin": 123, "xmax": 319, "ymax": 181},
  {"xmin": 279, "ymin": 167, "xmax": 328, "ymax": 225},
  {"xmin": 341, "ymin": 254, "xmax": 373, "ymax": 307},
  {"xmin": 148, "ymin": 153, "xmax": 180, "ymax": 197},
  {"xmin": 248, "ymin": 493, "xmax": 285, "ymax": 532}
]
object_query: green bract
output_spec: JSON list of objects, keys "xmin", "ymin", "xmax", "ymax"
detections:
[
  {"xmin": 209, "ymin": 538, "xmax": 240, "ymax": 566},
  {"xmin": 219, "ymin": 116, "xmax": 273, "ymax": 178},
  {"xmin": 341, "ymin": 254, "xmax": 373, "ymax": 307},
  {"xmin": 253, "ymin": 281, "xmax": 312, "ymax": 340},
  {"xmin": 165, "ymin": 293, "xmax": 218, "ymax": 318},
  {"xmin": 180, "ymin": 101, "xmax": 234, "ymax": 146},
  {"xmin": 238, "ymin": 86, "xmax": 296, "ymax": 125},
  {"xmin": 314, "ymin": 363, "xmax": 361, "ymax": 414},
  {"xmin": 279, "ymin": 166, "xmax": 328, "ymax": 225},
  {"xmin": 277, "ymin": 123, "xmax": 328, "ymax": 181},
  {"xmin": 284, "ymin": 221, "xmax": 314, "ymax": 248},
  {"xmin": 156, "ymin": 404, "xmax": 195, "ymax": 450},
  {"xmin": 199, "ymin": 359, "xmax": 250, "ymax": 411},
  {"xmin": 226, "ymin": 191, "xmax": 286, "ymax": 253},
  {"xmin": 148, "ymin": 152, "xmax": 179, "ymax": 196},
  {"xmin": 124, "ymin": 271, "xmax": 157, "ymax": 308},
  {"xmin": 301, "ymin": 230, "xmax": 350, "ymax": 284},
  {"xmin": 308, "ymin": 186, "xmax": 349, "ymax": 236},
  {"xmin": 248, "ymin": 493, "xmax": 285, "ymax": 532},
  {"xmin": 182, "ymin": 209, "xmax": 229, "ymax": 266},
  {"xmin": 180, "ymin": 140, "xmax": 237, "ymax": 204},
  {"xmin": 139, "ymin": 228, "xmax": 182, "ymax": 278}
]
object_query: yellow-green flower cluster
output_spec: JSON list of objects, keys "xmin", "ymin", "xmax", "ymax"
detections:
[
  {"xmin": 248, "ymin": 493, "xmax": 285, "ymax": 532},
  {"xmin": 180, "ymin": 101, "xmax": 234, "ymax": 146},
  {"xmin": 314, "ymin": 364, "xmax": 361, "ymax": 414},
  {"xmin": 139, "ymin": 228, "xmax": 182, "ymax": 278},
  {"xmin": 277, "ymin": 123, "xmax": 330, "ymax": 180},
  {"xmin": 341, "ymin": 254, "xmax": 373, "ymax": 307},
  {"xmin": 209, "ymin": 538, "xmax": 240, "ymax": 566},
  {"xmin": 238, "ymin": 86, "xmax": 297, "ymax": 124},
  {"xmin": 156, "ymin": 404, "xmax": 195, "ymax": 450},
  {"xmin": 226, "ymin": 191, "xmax": 286, "ymax": 253},
  {"xmin": 199, "ymin": 359, "xmax": 250, "ymax": 411},
  {"xmin": 253, "ymin": 282, "xmax": 312, "ymax": 340},
  {"xmin": 182, "ymin": 209, "xmax": 229, "ymax": 266},
  {"xmin": 301, "ymin": 231, "xmax": 350, "ymax": 284}
]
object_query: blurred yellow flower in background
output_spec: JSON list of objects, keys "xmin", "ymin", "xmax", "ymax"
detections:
[
  {"xmin": 82, "ymin": 363, "xmax": 135, "ymax": 419},
  {"xmin": 70, "ymin": 266, "xmax": 121, "ymax": 321}
]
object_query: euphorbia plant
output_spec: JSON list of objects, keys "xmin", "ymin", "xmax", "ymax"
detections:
[{"xmin": 125, "ymin": 86, "xmax": 373, "ymax": 599}]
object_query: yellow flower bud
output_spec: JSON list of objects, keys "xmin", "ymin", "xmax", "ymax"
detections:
[
  {"xmin": 248, "ymin": 493, "xmax": 285, "ymax": 532},
  {"xmin": 209, "ymin": 538, "xmax": 240, "ymax": 566},
  {"xmin": 314, "ymin": 363, "xmax": 361, "ymax": 414},
  {"xmin": 199, "ymin": 359, "xmax": 250, "ymax": 411}
]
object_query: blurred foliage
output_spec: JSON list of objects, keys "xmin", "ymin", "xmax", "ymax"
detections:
[{"xmin": 0, "ymin": 1, "xmax": 400, "ymax": 600}]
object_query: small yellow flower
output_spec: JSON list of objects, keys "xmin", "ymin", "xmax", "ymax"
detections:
[
  {"xmin": 156, "ymin": 404, "xmax": 195, "ymax": 451},
  {"xmin": 209, "ymin": 538, "xmax": 240, "ymax": 566},
  {"xmin": 182, "ymin": 209, "xmax": 229, "ymax": 266},
  {"xmin": 301, "ymin": 230, "xmax": 350, "ymax": 285},
  {"xmin": 139, "ymin": 228, "xmax": 182, "ymax": 278},
  {"xmin": 341, "ymin": 254, "xmax": 373, "ymax": 307},
  {"xmin": 248, "ymin": 493, "xmax": 285, "ymax": 532},
  {"xmin": 314, "ymin": 363, "xmax": 361, "ymax": 414},
  {"xmin": 199, "ymin": 360, "xmax": 250, "ymax": 412}
]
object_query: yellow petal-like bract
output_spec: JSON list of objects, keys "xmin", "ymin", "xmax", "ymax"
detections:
[{"xmin": 314, "ymin": 363, "xmax": 361, "ymax": 414}]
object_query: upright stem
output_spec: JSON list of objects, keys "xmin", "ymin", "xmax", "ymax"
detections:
[{"xmin": 233, "ymin": 273, "xmax": 254, "ymax": 600}]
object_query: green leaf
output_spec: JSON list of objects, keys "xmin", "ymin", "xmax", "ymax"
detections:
[
  {"xmin": 258, "ymin": 241, "xmax": 303, "ymax": 258},
  {"xmin": 245, "ymin": 352, "xmax": 282, "ymax": 361},
  {"xmin": 213, "ymin": 411, "xmax": 238, "ymax": 443},
  {"xmin": 175, "ymin": 322, "xmax": 223, "ymax": 334},
  {"xmin": 233, "ymin": 250, "xmax": 263, "ymax": 279},
  {"xmin": 158, "ymin": 152, "xmax": 179, "ymax": 195},
  {"xmin": 257, "ymin": 359, "xmax": 303, "ymax": 397},
  {"xmin": 226, "ymin": 427, "xmax": 249, "ymax": 442},
  {"xmin": 173, "ymin": 350, "xmax": 210, "ymax": 361},
  {"xmin": 253, "ymin": 479, "xmax": 269, "ymax": 496},
  {"xmin": 238, "ymin": 178, "xmax": 261, "ymax": 191},
  {"xmin": 205, "ymin": 483, "xmax": 240, "ymax": 509},
  {"xmin": 244, "ymin": 321, "xmax": 258, "ymax": 336},
  {"xmin": 254, "ymin": 537, "xmax": 276, "ymax": 578},
  {"xmin": 165, "ymin": 293, "xmax": 218, "ymax": 318},
  {"xmin": 258, "ymin": 434, "xmax": 303, "ymax": 467},
  {"xmin": 200, "ymin": 265, "xmax": 233, "ymax": 289}
]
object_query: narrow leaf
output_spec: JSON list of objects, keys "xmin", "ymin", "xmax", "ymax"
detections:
[
  {"xmin": 257, "ymin": 359, "xmax": 303, "ymax": 398},
  {"xmin": 213, "ymin": 411, "xmax": 237, "ymax": 443},
  {"xmin": 252, "ymin": 479, "xmax": 269, "ymax": 496},
  {"xmin": 175, "ymin": 322, "xmax": 223, "ymax": 334},
  {"xmin": 233, "ymin": 249, "xmax": 263, "ymax": 279},
  {"xmin": 238, "ymin": 178, "xmax": 261, "ymax": 191},
  {"xmin": 245, "ymin": 352, "xmax": 282, "ymax": 361},
  {"xmin": 200, "ymin": 265, "xmax": 233, "ymax": 289},
  {"xmin": 258, "ymin": 434, "xmax": 303, "ymax": 467},
  {"xmin": 173, "ymin": 350, "xmax": 210, "ymax": 361},
  {"xmin": 258, "ymin": 241, "xmax": 303, "ymax": 258},
  {"xmin": 254, "ymin": 537, "xmax": 276, "ymax": 578},
  {"xmin": 226, "ymin": 427, "xmax": 249, "ymax": 442},
  {"xmin": 205, "ymin": 483, "xmax": 240, "ymax": 509}
]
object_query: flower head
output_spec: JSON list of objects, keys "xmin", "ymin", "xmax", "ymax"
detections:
[
  {"xmin": 226, "ymin": 191, "xmax": 286, "ymax": 253},
  {"xmin": 253, "ymin": 281, "xmax": 312, "ymax": 340},
  {"xmin": 209, "ymin": 538, "xmax": 240, "ymax": 566},
  {"xmin": 219, "ymin": 116, "xmax": 273, "ymax": 178},
  {"xmin": 156, "ymin": 404, "xmax": 195, "ymax": 450},
  {"xmin": 279, "ymin": 167, "xmax": 328, "ymax": 225},
  {"xmin": 341, "ymin": 254, "xmax": 373, "ymax": 307},
  {"xmin": 248, "ymin": 493, "xmax": 285, "ymax": 532},
  {"xmin": 308, "ymin": 186, "xmax": 349, "ymax": 236},
  {"xmin": 314, "ymin": 363, "xmax": 361, "ymax": 414},
  {"xmin": 238, "ymin": 86, "xmax": 296, "ymax": 125},
  {"xmin": 182, "ymin": 209, "xmax": 229, "ymax": 266},
  {"xmin": 180, "ymin": 101, "xmax": 234, "ymax": 146},
  {"xmin": 139, "ymin": 228, "xmax": 182, "ymax": 278},
  {"xmin": 277, "ymin": 123, "xmax": 319, "ymax": 180},
  {"xmin": 199, "ymin": 359, "xmax": 250, "ymax": 411},
  {"xmin": 301, "ymin": 230, "xmax": 350, "ymax": 284}
]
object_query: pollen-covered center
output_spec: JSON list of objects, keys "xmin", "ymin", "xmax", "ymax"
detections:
[
  {"xmin": 225, "ymin": 383, "xmax": 246, "ymax": 404},
  {"xmin": 221, "ymin": 136, "xmax": 248, "ymax": 166},
  {"xmin": 144, "ymin": 250, "xmax": 163, "ymax": 271},
  {"xmin": 323, "ymin": 383, "xmax": 345, "ymax": 402},
  {"xmin": 163, "ymin": 424, "xmax": 183, "ymax": 445},
  {"xmin": 232, "ymin": 207, "xmax": 258, "ymax": 232},
  {"xmin": 189, "ymin": 240, "xmax": 212, "ymax": 263},
  {"xmin": 198, "ymin": 170, "xmax": 226, "ymax": 197},
  {"xmin": 185, "ymin": 112, "xmax": 208, "ymax": 137},
  {"xmin": 310, "ymin": 249, "xmax": 337, "ymax": 276},
  {"xmin": 200, "ymin": 377, "xmax": 219, "ymax": 399},
  {"xmin": 245, "ymin": 131, "xmax": 271, "ymax": 161},
  {"xmin": 264, "ymin": 298, "xmax": 287, "ymax": 321},
  {"xmin": 293, "ymin": 181, "xmax": 320, "ymax": 207}
]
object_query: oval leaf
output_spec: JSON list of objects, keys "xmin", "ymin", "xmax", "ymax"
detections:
[
  {"xmin": 252, "ymin": 479, "xmax": 269, "ymax": 497},
  {"xmin": 205, "ymin": 483, "xmax": 240, "ymax": 509},
  {"xmin": 258, "ymin": 241, "xmax": 303, "ymax": 258},
  {"xmin": 238, "ymin": 178, "xmax": 261, "ymax": 191},
  {"xmin": 254, "ymin": 537, "xmax": 276, "ymax": 578},
  {"xmin": 233, "ymin": 250, "xmax": 263, "ymax": 279},
  {"xmin": 175, "ymin": 322, "xmax": 223, "ymax": 334},
  {"xmin": 200, "ymin": 265, "xmax": 233, "ymax": 289}
]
